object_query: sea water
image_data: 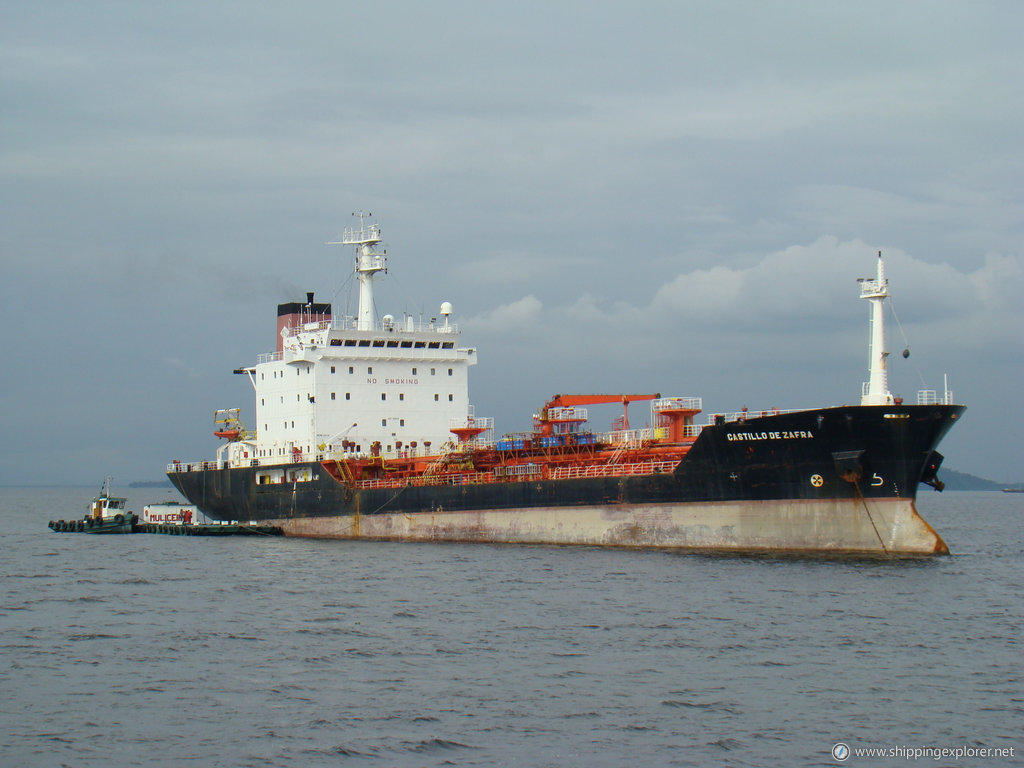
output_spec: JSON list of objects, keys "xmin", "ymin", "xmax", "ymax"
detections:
[{"xmin": 1, "ymin": 488, "xmax": 1020, "ymax": 767}]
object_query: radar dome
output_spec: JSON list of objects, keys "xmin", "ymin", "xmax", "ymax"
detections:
[{"xmin": 440, "ymin": 302, "xmax": 453, "ymax": 316}]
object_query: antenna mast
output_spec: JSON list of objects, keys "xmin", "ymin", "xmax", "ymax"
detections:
[
  {"xmin": 858, "ymin": 252, "xmax": 894, "ymax": 405},
  {"xmin": 327, "ymin": 211, "xmax": 386, "ymax": 331}
]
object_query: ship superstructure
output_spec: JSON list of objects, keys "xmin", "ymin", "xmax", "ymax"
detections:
[
  {"xmin": 169, "ymin": 219, "xmax": 964, "ymax": 556},
  {"xmin": 218, "ymin": 214, "xmax": 478, "ymax": 480}
]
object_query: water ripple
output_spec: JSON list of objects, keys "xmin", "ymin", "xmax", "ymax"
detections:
[{"xmin": 1, "ymin": 488, "xmax": 1020, "ymax": 767}]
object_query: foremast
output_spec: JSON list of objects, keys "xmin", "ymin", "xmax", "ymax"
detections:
[{"xmin": 859, "ymin": 252, "xmax": 894, "ymax": 405}]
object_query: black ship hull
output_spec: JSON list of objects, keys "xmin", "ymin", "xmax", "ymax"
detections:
[{"xmin": 168, "ymin": 404, "xmax": 964, "ymax": 555}]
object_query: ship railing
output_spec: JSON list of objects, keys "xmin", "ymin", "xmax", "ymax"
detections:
[
  {"xmin": 548, "ymin": 459, "xmax": 679, "ymax": 479},
  {"xmin": 546, "ymin": 406, "xmax": 588, "ymax": 422},
  {"xmin": 167, "ymin": 460, "xmax": 229, "ymax": 473},
  {"xmin": 332, "ymin": 315, "xmax": 460, "ymax": 334},
  {"xmin": 166, "ymin": 452, "xmax": 689, "ymax": 478},
  {"xmin": 603, "ymin": 427, "xmax": 654, "ymax": 445},
  {"xmin": 356, "ymin": 471, "xmax": 497, "ymax": 489},
  {"xmin": 494, "ymin": 463, "xmax": 543, "ymax": 478},
  {"xmin": 260, "ymin": 343, "xmax": 466, "ymax": 365},
  {"xmin": 351, "ymin": 459, "xmax": 680, "ymax": 489},
  {"xmin": 651, "ymin": 397, "xmax": 702, "ymax": 412},
  {"xmin": 649, "ymin": 424, "xmax": 705, "ymax": 440},
  {"xmin": 449, "ymin": 415, "xmax": 495, "ymax": 431},
  {"xmin": 917, "ymin": 389, "xmax": 954, "ymax": 405},
  {"xmin": 705, "ymin": 408, "xmax": 801, "ymax": 425}
]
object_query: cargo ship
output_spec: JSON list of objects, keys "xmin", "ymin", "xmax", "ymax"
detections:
[{"xmin": 168, "ymin": 215, "xmax": 964, "ymax": 555}]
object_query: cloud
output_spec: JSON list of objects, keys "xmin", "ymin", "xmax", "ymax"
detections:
[
  {"xmin": 969, "ymin": 252, "xmax": 1023, "ymax": 313},
  {"xmin": 467, "ymin": 295, "xmax": 544, "ymax": 333},
  {"xmin": 459, "ymin": 252, "xmax": 591, "ymax": 287},
  {"xmin": 2, "ymin": 1, "xmax": 1021, "ymax": 485},
  {"xmin": 466, "ymin": 237, "xmax": 1022, "ymax": 381}
]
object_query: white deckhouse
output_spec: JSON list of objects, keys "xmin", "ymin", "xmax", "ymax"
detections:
[{"xmin": 221, "ymin": 215, "xmax": 480, "ymax": 470}]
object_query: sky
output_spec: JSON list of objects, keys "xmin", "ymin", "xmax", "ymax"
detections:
[{"xmin": 1, "ymin": 1, "xmax": 1021, "ymax": 485}]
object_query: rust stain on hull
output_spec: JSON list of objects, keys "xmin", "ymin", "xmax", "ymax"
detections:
[{"xmin": 276, "ymin": 498, "xmax": 947, "ymax": 557}]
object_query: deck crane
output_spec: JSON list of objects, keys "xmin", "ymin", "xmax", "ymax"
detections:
[{"xmin": 536, "ymin": 394, "xmax": 660, "ymax": 435}]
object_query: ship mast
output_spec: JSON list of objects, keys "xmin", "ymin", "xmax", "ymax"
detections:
[
  {"xmin": 328, "ymin": 211, "xmax": 386, "ymax": 331},
  {"xmin": 858, "ymin": 252, "xmax": 894, "ymax": 405}
]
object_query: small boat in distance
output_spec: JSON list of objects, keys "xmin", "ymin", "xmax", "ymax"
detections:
[{"xmin": 49, "ymin": 478, "xmax": 138, "ymax": 533}]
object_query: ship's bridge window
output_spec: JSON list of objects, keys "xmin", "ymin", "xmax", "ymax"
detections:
[
  {"xmin": 330, "ymin": 339, "xmax": 341, "ymax": 346},
  {"xmin": 400, "ymin": 341, "xmax": 413, "ymax": 348},
  {"xmin": 442, "ymin": 342, "xmax": 454, "ymax": 349},
  {"xmin": 414, "ymin": 341, "xmax": 426, "ymax": 348},
  {"xmin": 372, "ymin": 339, "xmax": 385, "ymax": 347},
  {"xmin": 428, "ymin": 341, "xmax": 440, "ymax": 349},
  {"xmin": 358, "ymin": 340, "xmax": 371, "ymax": 347},
  {"xmin": 386, "ymin": 340, "xmax": 398, "ymax": 348},
  {"xmin": 344, "ymin": 339, "xmax": 356, "ymax": 347}
]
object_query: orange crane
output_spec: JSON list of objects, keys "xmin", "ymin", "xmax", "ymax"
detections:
[{"xmin": 538, "ymin": 393, "xmax": 660, "ymax": 435}]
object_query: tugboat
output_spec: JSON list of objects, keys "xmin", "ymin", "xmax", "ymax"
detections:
[{"xmin": 49, "ymin": 478, "xmax": 138, "ymax": 533}]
